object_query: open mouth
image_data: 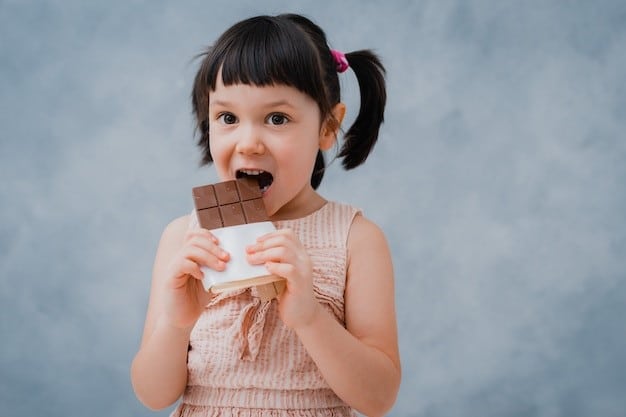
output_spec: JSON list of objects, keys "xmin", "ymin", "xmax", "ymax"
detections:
[{"xmin": 236, "ymin": 169, "xmax": 274, "ymax": 193}]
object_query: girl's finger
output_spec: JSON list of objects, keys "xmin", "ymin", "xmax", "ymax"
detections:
[
  {"xmin": 170, "ymin": 259, "xmax": 203, "ymax": 289},
  {"xmin": 247, "ymin": 234, "xmax": 298, "ymax": 255},
  {"xmin": 187, "ymin": 238, "xmax": 230, "ymax": 262},
  {"xmin": 184, "ymin": 228, "xmax": 219, "ymax": 244},
  {"xmin": 264, "ymin": 261, "xmax": 297, "ymax": 281},
  {"xmin": 183, "ymin": 246, "xmax": 227, "ymax": 271},
  {"xmin": 247, "ymin": 246, "xmax": 292, "ymax": 265}
]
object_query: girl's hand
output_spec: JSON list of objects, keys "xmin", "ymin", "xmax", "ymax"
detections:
[
  {"xmin": 246, "ymin": 229, "xmax": 319, "ymax": 329},
  {"xmin": 162, "ymin": 228, "xmax": 230, "ymax": 329}
]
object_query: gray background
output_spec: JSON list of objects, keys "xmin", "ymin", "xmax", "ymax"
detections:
[{"xmin": 2, "ymin": 1, "xmax": 625, "ymax": 416}]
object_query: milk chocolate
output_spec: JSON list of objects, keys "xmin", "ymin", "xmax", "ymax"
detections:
[{"xmin": 192, "ymin": 178, "xmax": 269, "ymax": 229}]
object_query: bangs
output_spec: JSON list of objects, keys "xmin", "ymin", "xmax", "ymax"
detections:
[{"xmin": 207, "ymin": 16, "xmax": 325, "ymax": 102}]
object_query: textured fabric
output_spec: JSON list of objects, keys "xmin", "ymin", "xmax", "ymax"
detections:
[{"xmin": 170, "ymin": 201, "xmax": 361, "ymax": 417}]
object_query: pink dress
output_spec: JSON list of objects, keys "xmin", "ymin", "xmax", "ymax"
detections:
[{"xmin": 170, "ymin": 201, "xmax": 361, "ymax": 417}]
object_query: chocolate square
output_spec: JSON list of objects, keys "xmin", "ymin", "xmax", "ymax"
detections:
[
  {"xmin": 196, "ymin": 206, "xmax": 222, "ymax": 230},
  {"xmin": 193, "ymin": 185, "xmax": 217, "ymax": 209},
  {"xmin": 236, "ymin": 178, "xmax": 263, "ymax": 201},
  {"xmin": 219, "ymin": 203, "xmax": 246, "ymax": 227},
  {"xmin": 214, "ymin": 181, "xmax": 240, "ymax": 205},
  {"xmin": 242, "ymin": 199, "xmax": 269, "ymax": 223}
]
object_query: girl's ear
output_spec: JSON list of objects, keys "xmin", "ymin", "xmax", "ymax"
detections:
[{"xmin": 320, "ymin": 103, "xmax": 346, "ymax": 151}]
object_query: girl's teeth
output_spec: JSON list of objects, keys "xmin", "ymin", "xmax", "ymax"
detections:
[{"xmin": 241, "ymin": 169, "xmax": 263, "ymax": 175}]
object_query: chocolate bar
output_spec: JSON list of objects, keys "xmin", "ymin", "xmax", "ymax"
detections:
[
  {"xmin": 192, "ymin": 178, "xmax": 269, "ymax": 229},
  {"xmin": 192, "ymin": 178, "xmax": 285, "ymax": 301}
]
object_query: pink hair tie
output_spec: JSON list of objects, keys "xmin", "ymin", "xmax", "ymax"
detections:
[{"xmin": 330, "ymin": 49, "xmax": 349, "ymax": 73}]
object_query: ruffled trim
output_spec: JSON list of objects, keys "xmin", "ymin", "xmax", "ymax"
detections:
[
  {"xmin": 171, "ymin": 387, "xmax": 354, "ymax": 416},
  {"xmin": 171, "ymin": 404, "xmax": 354, "ymax": 417}
]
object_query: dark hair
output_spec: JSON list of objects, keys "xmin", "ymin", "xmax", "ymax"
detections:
[{"xmin": 191, "ymin": 13, "xmax": 386, "ymax": 189}]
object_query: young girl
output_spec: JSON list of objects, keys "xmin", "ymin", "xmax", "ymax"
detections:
[{"xmin": 131, "ymin": 13, "xmax": 400, "ymax": 417}]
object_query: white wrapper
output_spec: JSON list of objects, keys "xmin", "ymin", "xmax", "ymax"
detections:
[{"xmin": 201, "ymin": 221, "xmax": 278, "ymax": 292}]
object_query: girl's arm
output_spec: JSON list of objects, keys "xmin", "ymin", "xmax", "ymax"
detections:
[
  {"xmin": 248, "ymin": 215, "xmax": 400, "ymax": 416},
  {"xmin": 131, "ymin": 215, "xmax": 222, "ymax": 410},
  {"xmin": 293, "ymin": 215, "xmax": 401, "ymax": 416}
]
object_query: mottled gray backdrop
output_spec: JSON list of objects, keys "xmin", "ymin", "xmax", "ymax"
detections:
[{"xmin": 1, "ymin": 1, "xmax": 625, "ymax": 416}]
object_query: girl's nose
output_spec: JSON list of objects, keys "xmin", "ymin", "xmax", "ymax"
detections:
[{"xmin": 235, "ymin": 126, "xmax": 265, "ymax": 155}]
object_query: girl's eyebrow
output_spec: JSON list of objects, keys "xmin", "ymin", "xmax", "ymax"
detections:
[{"xmin": 264, "ymin": 99, "xmax": 295, "ymax": 109}]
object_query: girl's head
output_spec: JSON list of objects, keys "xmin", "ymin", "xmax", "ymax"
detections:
[{"xmin": 192, "ymin": 13, "xmax": 386, "ymax": 189}]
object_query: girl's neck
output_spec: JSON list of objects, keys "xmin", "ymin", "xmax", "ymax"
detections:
[{"xmin": 269, "ymin": 189, "xmax": 327, "ymax": 221}]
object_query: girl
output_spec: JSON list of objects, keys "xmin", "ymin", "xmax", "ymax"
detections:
[{"xmin": 131, "ymin": 13, "xmax": 400, "ymax": 417}]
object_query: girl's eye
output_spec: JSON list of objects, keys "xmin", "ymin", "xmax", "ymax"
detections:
[
  {"xmin": 267, "ymin": 113, "xmax": 289, "ymax": 126},
  {"xmin": 219, "ymin": 113, "xmax": 238, "ymax": 124}
]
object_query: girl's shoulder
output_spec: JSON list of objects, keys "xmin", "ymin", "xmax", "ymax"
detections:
[
  {"xmin": 346, "ymin": 209, "xmax": 391, "ymax": 276},
  {"xmin": 158, "ymin": 214, "xmax": 193, "ymax": 246},
  {"xmin": 348, "ymin": 212, "xmax": 389, "ymax": 251},
  {"xmin": 170, "ymin": 213, "xmax": 192, "ymax": 228}
]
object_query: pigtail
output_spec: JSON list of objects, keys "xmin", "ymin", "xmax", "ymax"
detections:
[{"xmin": 338, "ymin": 50, "xmax": 386, "ymax": 169}]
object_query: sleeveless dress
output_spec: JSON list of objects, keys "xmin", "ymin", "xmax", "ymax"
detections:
[{"xmin": 170, "ymin": 201, "xmax": 361, "ymax": 417}]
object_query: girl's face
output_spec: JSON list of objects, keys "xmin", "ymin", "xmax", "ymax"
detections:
[{"xmin": 208, "ymin": 76, "xmax": 337, "ymax": 219}]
